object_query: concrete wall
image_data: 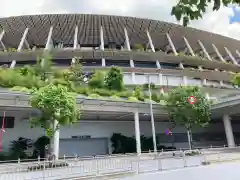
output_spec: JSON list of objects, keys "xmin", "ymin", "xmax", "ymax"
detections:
[{"xmin": 115, "ymin": 162, "xmax": 240, "ymax": 180}]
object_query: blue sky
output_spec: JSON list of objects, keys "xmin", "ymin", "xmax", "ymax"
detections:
[{"xmin": 230, "ymin": 7, "xmax": 240, "ymax": 23}]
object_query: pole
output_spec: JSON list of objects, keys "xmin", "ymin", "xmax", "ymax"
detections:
[
  {"xmin": 148, "ymin": 75, "xmax": 157, "ymax": 153},
  {"xmin": 187, "ymin": 130, "xmax": 192, "ymax": 150},
  {"xmin": 0, "ymin": 111, "xmax": 6, "ymax": 152}
]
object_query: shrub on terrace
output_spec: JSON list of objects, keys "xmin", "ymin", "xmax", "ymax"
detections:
[
  {"xmin": 104, "ymin": 67, "xmax": 124, "ymax": 91},
  {"xmin": 88, "ymin": 71, "xmax": 105, "ymax": 89}
]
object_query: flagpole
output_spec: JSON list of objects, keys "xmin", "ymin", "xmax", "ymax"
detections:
[
  {"xmin": 148, "ymin": 75, "xmax": 157, "ymax": 153},
  {"xmin": 0, "ymin": 111, "xmax": 6, "ymax": 152}
]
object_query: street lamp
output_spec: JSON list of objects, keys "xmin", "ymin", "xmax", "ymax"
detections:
[{"xmin": 147, "ymin": 75, "xmax": 157, "ymax": 153}]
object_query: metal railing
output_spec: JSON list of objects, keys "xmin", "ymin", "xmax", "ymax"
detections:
[{"xmin": 1, "ymin": 146, "xmax": 240, "ymax": 180}]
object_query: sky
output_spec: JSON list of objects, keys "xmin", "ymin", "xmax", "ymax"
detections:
[{"xmin": 1, "ymin": 0, "xmax": 240, "ymax": 40}]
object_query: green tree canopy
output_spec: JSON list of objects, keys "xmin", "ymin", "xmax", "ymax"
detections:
[
  {"xmin": 29, "ymin": 84, "xmax": 80, "ymax": 137},
  {"xmin": 104, "ymin": 67, "xmax": 124, "ymax": 91},
  {"xmin": 171, "ymin": 0, "xmax": 239, "ymax": 26},
  {"xmin": 166, "ymin": 86, "xmax": 211, "ymax": 130}
]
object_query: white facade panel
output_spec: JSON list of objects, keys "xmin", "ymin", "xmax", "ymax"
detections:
[
  {"xmin": 123, "ymin": 73, "xmax": 133, "ymax": 85},
  {"xmin": 135, "ymin": 74, "xmax": 148, "ymax": 84},
  {"xmin": 162, "ymin": 75, "xmax": 183, "ymax": 86},
  {"xmin": 187, "ymin": 78, "xmax": 202, "ymax": 86}
]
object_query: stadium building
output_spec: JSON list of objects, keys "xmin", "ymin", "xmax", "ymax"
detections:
[{"xmin": 0, "ymin": 14, "xmax": 240, "ymax": 157}]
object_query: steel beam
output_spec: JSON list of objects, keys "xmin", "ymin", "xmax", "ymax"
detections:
[
  {"xmin": 17, "ymin": 28, "xmax": 29, "ymax": 52},
  {"xmin": 224, "ymin": 47, "xmax": 237, "ymax": 65},
  {"xmin": 45, "ymin": 26, "xmax": 53, "ymax": 50},
  {"xmin": 166, "ymin": 33, "xmax": 177, "ymax": 55},
  {"xmin": 212, "ymin": 44, "xmax": 225, "ymax": 62},
  {"xmin": 0, "ymin": 30, "xmax": 6, "ymax": 51},
  {"xmin": 183, "ymin": 37, "xmax": 195, "ymax": 56},
  {"xmin": 197, "ymin": 40, "xmax": 212, "ymax": 60}
]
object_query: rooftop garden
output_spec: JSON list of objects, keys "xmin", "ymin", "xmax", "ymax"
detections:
[{"xmin": 0, "ymin": 55, "xmax": 167, "ymax": 104}]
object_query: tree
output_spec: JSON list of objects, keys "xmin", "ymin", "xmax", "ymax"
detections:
[
  {"xmin": 29, "ymin": 84, "xmax": 80, "ymax": 159},
  {"xmin": 171, "ymin": 0, "xmax": 238, "ymax": 26},
  {"xmin": 69, "ymin": 57, "xmax": 85, "ymax": 85},
  {"xmin": 166, "ymin": 86, "xmax": 211, "ymax": 149},
  {"xmin": 104, "ymin": 67, "xmax": 124, "ymax": 91}
]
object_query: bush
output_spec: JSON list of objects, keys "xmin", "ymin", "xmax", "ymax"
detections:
[
  {"xmin": 88, "ymin": 93, "xmax": 103, "ymax": 99},
  {"xmin": 110, "ymin": 95, "xmax": 121, "ymax": 100},
  {"xmin": 91, "ymin": 88, "xmax": 114, "ymax": 97},
  {"xmin": 75, "ymin": 87, "xmax": 90, "ymax": 96},
  {"xmin": 88, "ymin": 71, "xmax": 105, "ymax": 89},
  {"xmin": 11, "ymin": 86, "xmax": 31, "ymax": 93},
  {"xmin": 116, "ymin": 91, "xmax": 132, "ymax": 98},
  {"xmin": 133, "ymin": 86, "xmax": 144, "ymax": 101},
  {"xmin": 104, "ymin": 67, "xmax": 124, "ymax": 91},
  {"xmin": 128, "ymin": 96, "xmax": 139, "ymax": 102}
]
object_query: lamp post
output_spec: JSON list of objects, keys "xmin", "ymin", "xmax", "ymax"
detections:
[{"xmin": 148, "ymin": 75, "xmax": 157, "ymax": 153}]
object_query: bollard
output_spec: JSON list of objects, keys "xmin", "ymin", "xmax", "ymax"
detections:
[{"xmin": 38, "ymin": 156, "xmax": 40, "ymax": 163}]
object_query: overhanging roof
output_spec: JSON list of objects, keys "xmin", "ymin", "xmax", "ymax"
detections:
[
  {"xmin": 1, "ymin": 14, "xmax": 240, "ymax": 65},
  {"xmin": 0, "ymin": 89, "xmax": 237, "ymax": 119}
]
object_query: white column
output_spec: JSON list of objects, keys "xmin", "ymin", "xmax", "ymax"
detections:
[
  {"xmin": 224, "ymin": 47, "xmax": 238, "ymax": 65},
  {"xmin": 17, "ymin": 28, "xmax": 29, "ymax": 52},
  {"xmin": 156, "ymin": 60, "xmax": 160, "ymax": 68},
  {"xmin": 52, "ymin": 120, "xmax": 60, "ymax": 159},
  {"xmin": 198, "ymin": 40, "xmax": 212, "ymax": 60},
  {"xmin": 148, "ymin": 76, "xmax": 157, "ymax": 153},
  {"xmin": 146, "ymin": 30, "xmax": 155, "ymax": 52},
  {"xmin": 166, "ymin": 33, "xmax": 178, "ymax": 56},
  {"xmin": 10, "ymin": 60, "xmax": 16, "ymax": 68},
  {"xmin": 100, "ymin": 26, "xmax": 105, "ymax": 67},
  {"xmin": 73, "ymin": 26, "xmax": 78, "ymax": 49},
  {"xmin": 212, "ymin": 44, "xmax": 225, "ymax": 62},
  {"xmin": 223, "ymin": 114, "xmax": 235, "ymax": 147},
  {"xmin": 183, "ymin": 36, "xmax": 195, "ymax": 56},
  {"xmin": 134, "ymin": 111, "xmax": 141, "ymax": 155},
  {"xmin": 0, "ymin": 30, "xmax": 6, "ymax": 51},
  {"xmin": 45, "ymin": 26, "xmax": 53, "ymax": 50}
]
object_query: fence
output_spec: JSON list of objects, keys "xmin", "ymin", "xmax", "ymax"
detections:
[{"xmin": 1, "ymin": 147, "xmax": 240, "ymax": 180}]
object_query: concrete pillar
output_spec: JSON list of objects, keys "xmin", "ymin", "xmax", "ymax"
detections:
[
  {"xmin": 73, "ymin": 26, "xmax": 78, "ymax": 49},
  {"xmin": 10, "ymin": 60, "xmax": 16, "ymax": 68},
  {"xmin": 134, "ymin": 111, "xmax": 141, "ymax": 155},
  {"xmin": 102, "ymin": 58, "xmax": 106, "ymax": 67},
  {"xmin": 223, "ymin": 114, "xmax": 235, "ymax": 147}
]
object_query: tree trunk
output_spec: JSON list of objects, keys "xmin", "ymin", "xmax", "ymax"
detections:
[
  {"xmin": 187, "ymin": 130, "xmax": 192, "ymax": 150},
  {"xmin": 49, "ymin": 120, "xmax": 60, "ymax": 160}
]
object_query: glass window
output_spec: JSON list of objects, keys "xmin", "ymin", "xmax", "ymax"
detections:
[
  {"xmin": 160, "ymin": 62, "xmax": 179, "ymax": 69},
  {"xmin": 53, "ymin": 59, "xmax": 71, "ymax": 66},
  {"xmin": 0, "ymin": 116, "xmax": 15, "ymax": 128},
  {"xmin": 106, "ymin": 60, "xmax": 130, "ymax": 67},
  {"xmin": 15, "ymin": 60, "xmax": 36, "ymax": 66},
  {"xmin": 134, "ymin": 61, "xmax": 157, "ymax": 68},
  {"xmin": 81, "ymin": 59, "xmax": 102, "ymax": 66}
]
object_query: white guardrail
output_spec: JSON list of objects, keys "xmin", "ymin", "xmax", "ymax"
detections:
[{"xmin": 1, "ymin": 146, "xmax": 240, "ymax": 180}]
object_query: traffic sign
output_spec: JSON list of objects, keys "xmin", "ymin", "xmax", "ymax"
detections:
[{"xmin": 188, "ymin": 96, "xmax": 197, "ymax": 105}]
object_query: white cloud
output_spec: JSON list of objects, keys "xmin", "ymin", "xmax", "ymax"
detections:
[{"xmin": 1, "ymin": 0, "xmax": 240, "ymax": 40}]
